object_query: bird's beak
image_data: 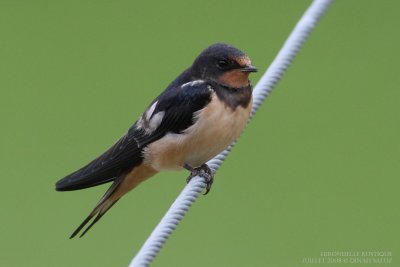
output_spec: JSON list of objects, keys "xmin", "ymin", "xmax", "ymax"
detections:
[{"xmin": 240, "ymin": 64, "xmax": 258, "ymax": 73}]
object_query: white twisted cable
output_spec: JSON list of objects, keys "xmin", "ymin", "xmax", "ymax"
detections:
[{"xmin": 129, "ymin": 0, "xmax": 333, "ymax": 266}]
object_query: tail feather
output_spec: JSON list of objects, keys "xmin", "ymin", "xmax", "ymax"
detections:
[
  {"xmin": 69, "ymin": 176, "xmax": 123, "ymax": 238},
  {"xmin": 76, "ymin": 200, "xmax": 120, "ymax": 238}
]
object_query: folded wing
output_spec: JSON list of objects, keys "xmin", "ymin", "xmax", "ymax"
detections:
[{"xmin": 56, "ymin": 76, "xmax": 213, "ymax": 191}]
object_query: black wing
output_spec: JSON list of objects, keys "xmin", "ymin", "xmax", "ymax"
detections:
[
  {"xmin": 56, "ymin": 73, "xmax": 212, "ymax": 191},
  {"xmin": 55, "ymin": 130, "xmax": 146, "ymax": 191},
  {"xmin": 151, "ymin": 81, "xmax": 212, "ymax": 134},
  {"xmin": 124, "ymin": 79, "xmax": 213, "ymax": 148}
]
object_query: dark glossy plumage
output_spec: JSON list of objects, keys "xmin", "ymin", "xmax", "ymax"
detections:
[{"xmin": 56, "ymin": 72, "xmax": 212, "ymax": 191}]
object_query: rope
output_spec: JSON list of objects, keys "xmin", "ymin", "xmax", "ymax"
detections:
[{"xmin": 129, "ymin": 0, "xmax": 333, "ymax": 266}]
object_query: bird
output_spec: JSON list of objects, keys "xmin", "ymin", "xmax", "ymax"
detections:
[{"xmin": 55, "ymin": 43, "xmax": 257, "ymax": 238}]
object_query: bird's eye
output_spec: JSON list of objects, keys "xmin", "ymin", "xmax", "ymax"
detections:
[{"xmin": 216, "ymin": 60, "xmax": 230, "ymax": 69}]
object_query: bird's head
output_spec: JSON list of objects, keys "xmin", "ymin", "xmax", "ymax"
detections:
[{"xmin": 190, "ymin": 43, "xmax": 257, "ymax": 88}]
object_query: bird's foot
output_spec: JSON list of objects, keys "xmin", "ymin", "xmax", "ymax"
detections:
[{"xmin": 184, "ymin": 163, "xmax": 214, "ymax": 195}]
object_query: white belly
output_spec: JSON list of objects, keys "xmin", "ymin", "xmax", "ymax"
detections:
[{"xmin": 143, "ymin": 94, "xmax": 252, "ymax": 171}]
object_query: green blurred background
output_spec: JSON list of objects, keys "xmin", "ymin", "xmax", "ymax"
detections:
[{"xmin": 1, "ymin": 0, "xmax": 399, "ymax": 266}]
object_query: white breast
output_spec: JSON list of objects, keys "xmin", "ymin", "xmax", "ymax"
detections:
[{"xmin": 143, "ymin": 93, "xmax": 252, "ymax": 171}]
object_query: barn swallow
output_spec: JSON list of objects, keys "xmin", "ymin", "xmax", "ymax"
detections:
[{"xmin": 56, "ymin": 43, "xmax": 257, "ymax": 238}]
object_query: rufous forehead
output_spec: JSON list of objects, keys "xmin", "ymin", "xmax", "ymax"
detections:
[{"xmin": 234, "ymin": 56, "xmax": 251, "ymax": 67}]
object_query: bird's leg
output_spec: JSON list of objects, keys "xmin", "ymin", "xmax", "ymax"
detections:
[{"xmin": 183, "ymin": 163, "xmax": 214, "ymax": 195}]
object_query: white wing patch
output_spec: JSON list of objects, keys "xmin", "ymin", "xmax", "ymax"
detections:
[
  {"xmin": 145, "ymin": 101, "xmax": 158, "ymax": 121},
  {"xmin": 181, "ymin": 80, "xmax": 205, "ymax": 88},
  {"xmin": 136, "ymin": 101, "xmax": 164, "ymax": 134},
  {"xmin": 148, "ymin": 111, "xmax": 165, "ymax": 131}
]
